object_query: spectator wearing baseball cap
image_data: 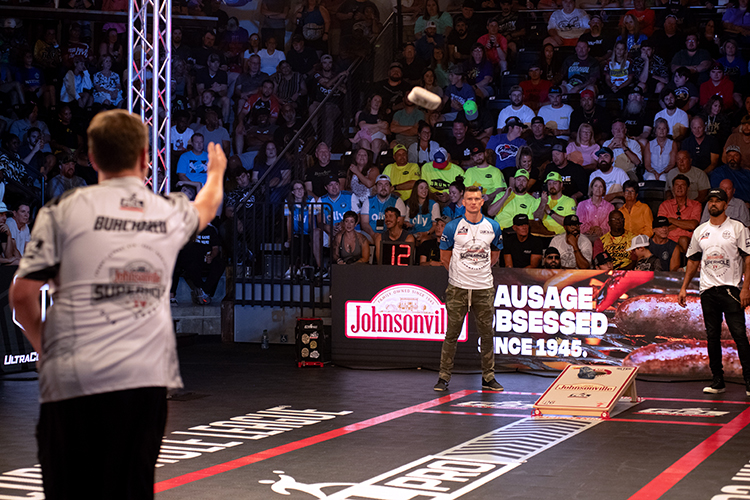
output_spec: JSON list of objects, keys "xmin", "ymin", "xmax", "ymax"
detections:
[
  {"xmin": 703, "ymin": 179, "xmax": 750, "ymax": 226},
  {"xmin": 721, "ymin": 117, "xmax": 750, "ymax": 170},
  {"xmin": 502, "ymin": 214, "xmax": 544, "ymax": 268},
  {"xmin": 417, "ymin": 214, "xmax": 450, "ymax": 266},
  {"xmin": 542, "ymin": 246, "xmax": 561, "ymax": 269},
  {"xmin": 371, "ymin": 61, "xmax": 410, "ymax": 119},
  {"xmin": 520, "ymin": 63, "xmax": 553, "ymax": 112},
  {"xmin": 711, "ymin": 148, "xmax": 750, "ymax": 205},
  {"xmin": 578, "ymin": 14, "xmax": 614, "ymax": 62},
  {"xmin": 629, "ymin": 234, "xmax": 662, "ymax": 271},
  {"xmin": 443, "ymin": 65, "xmax": 475, "ymax": 121},
  {"xmin": 550, "ymin": 214, "xmax": 593, "ymax": 268},
  {"xmin": 649, "ymin": 215, "xmax": 680, "ymax": 271},
  {"xmin": 534, "ymin": 171, "xmax": 577, "ymax": 235},
  {"xmin": 456, "ymin": 100, "xmax": 494, "ymax": 144},
  {"xmin": 486, "ymin": 116, "xmax": 528, "ymax": 171},
  {"xmin": 319, "ymin": 176, "xmax": 366, "ymax": 243},
  {"xmin": 537, "ymin": 86, "xmax": 573, "ymax": 140},
  {"xmin": 367, "ymin": 175, "xmax": 408, "ymax": 234},
  {"xmin": 526, "ymin": 116, "xmax": 556, "ymax": 170},
  {"xmin": 421, "ymin": 147, "xmax": 465, "ymax": 203},
  {"xmin": 444, "ymin": 118, "xmax": 484, "ymax": 168},
  {"xmin": 569, "ymin": 88, "xmax": 612, "ymax": 142},
  {"xmin": 382, "ymin": 144, "xmax": 421, "ymax": 200},
  {"xmin": 463, "ymin": 145, "xmax": 507, "ymax": 199},
  {"xmin": 648, "ymin": 18, "xmax": 683, "ymax": 66},
  {"xmin": 487, "ymin": 168, "xmax": 541, "ymax": 230},
  {"xmin": 49, "ymin": 153, "xmax": 88, "ymax": 200},
  {"xmin": 496, "ymin": 85, "xmax": 536, "ymax": 130},
  {"xmin": 593, "ymin": 251, "xmax": 613, "ymax": 271},
  {"xmin": 544, "ymin": 141, "xmax": 589, "ymax": 202}
]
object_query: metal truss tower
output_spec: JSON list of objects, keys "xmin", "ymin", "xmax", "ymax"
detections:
[{"xmin": 127, "ymin": 0, "xmax": 172, "ymax": 194}]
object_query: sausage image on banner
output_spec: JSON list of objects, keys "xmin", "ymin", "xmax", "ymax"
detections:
[
  {"xmin": 613, "ymin": 294, "xmax": 750, "ymax": 340},
  {"xmin": 623, "ymin": 340, "xmax": 745, "ymax": 378},
  {"xmin": 595, "ymin": 270, "xmax": 654, "ymax": 312}
]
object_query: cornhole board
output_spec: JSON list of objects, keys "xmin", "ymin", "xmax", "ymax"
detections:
[{"xmin": 533, "ymin": 365, "xmax": 639, "ymax": 419}]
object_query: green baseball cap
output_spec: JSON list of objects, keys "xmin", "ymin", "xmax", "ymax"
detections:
[
  {"xmin": 545, "ymin": 171, "xmax": 563, "ymax": 183},
  {"xmin": 514, "ymin": 168, "xmax": 530, "ymax": 179},
  {"xmin": 463, "ymin": 100, "xmax": 478, "ymax": 120}
]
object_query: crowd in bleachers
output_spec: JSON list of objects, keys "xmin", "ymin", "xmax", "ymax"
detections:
[{"xmin": 276, "ymin": 0, "xmax": 750, "ymax": 276}]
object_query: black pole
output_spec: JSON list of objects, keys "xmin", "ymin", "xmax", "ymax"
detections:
[{"xmin": 396, "ymin": 0, "xmax": 403, "ymax": 51}]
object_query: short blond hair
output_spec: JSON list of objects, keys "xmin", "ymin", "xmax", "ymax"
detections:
[{"xmin": 88, "ymin": 110, "xmax": 148, "ymax": 173}]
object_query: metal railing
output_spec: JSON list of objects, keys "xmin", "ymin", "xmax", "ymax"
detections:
[{"xmin": 232, "ymin": 13, "xmax": 399, "ymax": 311}]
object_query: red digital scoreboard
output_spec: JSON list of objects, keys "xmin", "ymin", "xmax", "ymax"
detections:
[{"xmin": 379, "ymin": 242, "xmax": 415, "ymax": 266}]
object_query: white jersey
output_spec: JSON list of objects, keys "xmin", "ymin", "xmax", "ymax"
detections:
[
  {"xmin": 15, "ymin": 177, "xmax": 199, "ymax": 403},
  {"xmin": 440, "ymin": 215, "xmax": 503, "ymax": 290},
  {"xmin": 686, "ymin": 217, "xmax": 750, "ymax": 292}
]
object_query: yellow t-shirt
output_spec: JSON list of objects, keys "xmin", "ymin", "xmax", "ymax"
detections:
[
  {"xmin": 463, "ymin": 165, "xmax": 507, "ymax": 195},
  {"xmin": 494, "ymin": 192, "xmax": 540, "ymax": 229},
  {"xmin": 600, "ymin": 230, "xmax": 637, "ymax": 269},
  {"xmin": 542, "ymin": 195, "xmax": 577, "ymax": 235},
  {"xmin": 383, "ymin": 162, "xmax": 421, "ymax": 200},
  {"xmin": 420, "ymin": 162, "xmax": 464, "ymax": 194}
]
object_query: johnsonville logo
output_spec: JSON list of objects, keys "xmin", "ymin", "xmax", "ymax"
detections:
[{"xmin": 345, "ymin": 284, "xmax": 468, "ymax": 341}]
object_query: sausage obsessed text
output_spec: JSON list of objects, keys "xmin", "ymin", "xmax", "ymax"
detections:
[{"xmin": 493, "ymin": 284, "xmax": 608, "ymax": 359}]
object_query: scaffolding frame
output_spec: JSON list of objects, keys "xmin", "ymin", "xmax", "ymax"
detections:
[{"xmin": 127, "ymin": 0, "xmax": 172, "ymax": 194}]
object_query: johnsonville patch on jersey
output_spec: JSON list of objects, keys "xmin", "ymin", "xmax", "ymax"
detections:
[{"xmin": 91, "ymin": 261, "xmax": 165, "ymax": 318}]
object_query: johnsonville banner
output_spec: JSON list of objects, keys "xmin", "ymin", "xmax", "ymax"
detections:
[{"xmin": 331, "ymin": 266, "xmax": 742, "ymax": 378}]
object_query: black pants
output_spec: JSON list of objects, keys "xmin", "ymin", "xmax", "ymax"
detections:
[
  {"xmin": 37, "ymin": 387, "xmax": 167, "ymax": 500},
  {"xmin": 701, "ymin": 286, "xmax": 750, "ymax": 380},
  {"xmin": 171, "ymin": 244, "xmax": 225, "ymax": 296}
]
